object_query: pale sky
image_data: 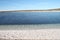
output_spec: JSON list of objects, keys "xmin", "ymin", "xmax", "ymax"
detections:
[{"xmin": 0, "ymin": 0, "xmax": 60, "ymax": 10}]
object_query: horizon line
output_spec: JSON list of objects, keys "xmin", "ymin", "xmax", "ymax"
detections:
[{"xmin": 0, "ymin": 8, "xmax": 60, "ymax": 11}]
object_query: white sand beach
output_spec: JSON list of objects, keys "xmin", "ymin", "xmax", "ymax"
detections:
[
  {"xmin": 0, "ymin": 24, "xmax": 60, "ymax": 40},
  {"xmin": 0, "ymin": 29, "xmax": 60, "ymax": 40}
]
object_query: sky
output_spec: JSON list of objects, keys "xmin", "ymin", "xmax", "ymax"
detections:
[{"xmin": 0, "ymin": 0, "xmax": 60, "ymax": 10}]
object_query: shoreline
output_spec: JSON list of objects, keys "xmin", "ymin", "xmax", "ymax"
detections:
[
  {"xmin": 0, "ymin": 24, "xmax": 60, "ymax": 30},
  {"xmin": 0, "ymin": 10, "xmax": 60, "ymax": 12}
]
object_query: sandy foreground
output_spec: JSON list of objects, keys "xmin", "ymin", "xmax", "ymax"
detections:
[{"xmin": 0, "ymin": 29, "xmax": 60, "ymax": 40}]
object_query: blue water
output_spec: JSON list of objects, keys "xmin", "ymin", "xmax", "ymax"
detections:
[{"xmin": 0, "ymin": 12, "xmax": 60, "ymax": 25}]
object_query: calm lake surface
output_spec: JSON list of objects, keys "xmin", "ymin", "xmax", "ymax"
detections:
[{"xmin": 0, "ymin": 12, "xmax": 60, "ymax": 30}]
